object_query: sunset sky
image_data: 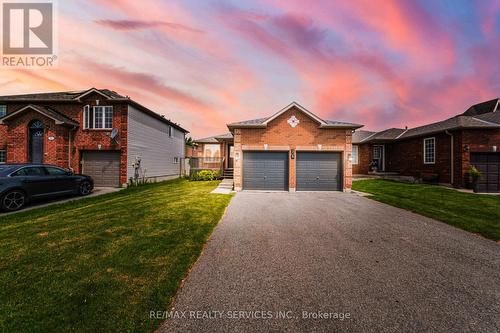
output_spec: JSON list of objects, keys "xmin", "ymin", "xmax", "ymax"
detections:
[{"xmin": 1, "ymin": 0, "xmax": 499, "ymax": 138}]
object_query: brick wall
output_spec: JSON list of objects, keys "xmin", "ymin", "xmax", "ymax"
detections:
[
  {"xmin": 2, "ymin": 92, "xmax": 129, "ymax": 185},
  {"xmin": 458, "ymin": 128, "xmax": 500, "ymax": 187},
  {"xmin": 385, "ymin": 132, "xmax": 453, "ymax": 183},
  {"xmin": 352, "ymin": 143, "xmax": 371, "ymax": 174},
  {"xmin": 233, "ymin": 106, "xmax": 352, "ymax": 191}
]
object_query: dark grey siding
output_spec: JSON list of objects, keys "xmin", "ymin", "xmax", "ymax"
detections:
[
  {"xmin": 243, "ymin": 151, "xmax": 288, "ymax": 190},
  {"xmin": 81, "ymin": 151, "xmax": 120, "ymax": 187},
  {"xmin": 296, "ymin": 152, "xmax": 342, "ymax": 191}
]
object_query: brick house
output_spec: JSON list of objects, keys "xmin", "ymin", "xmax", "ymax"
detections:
[
  {"xmin": 352, "ymin": 98, "xmax": 500, "ymax": 193},
  {"xmin": 193, "ymin": 102, "xmax": 362, "ymax": 191},
  {"xmin": 0, "ymin": 88, "xmax": 188, "ymax": 187}
]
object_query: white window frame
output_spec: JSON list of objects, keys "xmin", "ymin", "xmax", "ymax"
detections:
[
  {"xmin": 86, "ymin": 106, "xmax": 113, "ymax": 130},
  {"xmin": 168, "ymin": 125, "xmax": 173, "ymax": 137},
  {"xmin": 173, "ymin": 157, "xmax": 179, "ymax": 164},
  {"xmin": 0, "ymin": 149, "xmax": 6, "ymax": 163},
  {"xmin": 0, "ymin": 105, "xmax": 6, "ymax": 118},
  {"xmin": 423, "ymin": 137, "xmax": 436, "ymax": 164},
  {"xmin": 83, "ymin": 105, "xmax": 90, "ymax": 129},
  {"xmin": 352, "ymin": 145, "xmax": 359, "ymax": 165}
]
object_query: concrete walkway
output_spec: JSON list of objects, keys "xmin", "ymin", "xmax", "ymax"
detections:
[
  {"xmin": 211, "ymin": 179, "xmax": 234, "ymax": 194},
  {"xmin": 161, "ymin": 191, "xmax": 500, "ymax": 333}
]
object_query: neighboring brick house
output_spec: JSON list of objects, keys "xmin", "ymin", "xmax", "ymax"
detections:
[
  {"xmin": 352, "ymin": 98, "xmax": 500, "ymax": 193},
  {"xmin": 0, "ymin": 88, "xmax": 188, "ymax": 187},
  {"xmin": 194, "ymin": 102, "xmax": 362, "ymax": 191}
]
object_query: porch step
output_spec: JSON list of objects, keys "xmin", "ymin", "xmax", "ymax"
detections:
[{"xmin": 223, "ymin": 168, "xmax": 234, "ymax": 179}]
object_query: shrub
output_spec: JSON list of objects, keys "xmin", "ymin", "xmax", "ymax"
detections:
[
  {"xmin": 190, "ymin": 170, "xmax": 221, "ymax": 181},
  {"xmin": 467, "ymin": 166, "xmax": 481, "ymax": 184}
]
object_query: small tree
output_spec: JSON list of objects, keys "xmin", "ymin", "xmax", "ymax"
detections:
[
  {"xmin": 185, "ymin": 136, "xmax": 195, "ymax": 147},
  {"xmin": 468, "ymin": 166, "xmax": 481, "ymax": 192}
]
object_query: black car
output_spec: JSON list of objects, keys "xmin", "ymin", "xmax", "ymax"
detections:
[{"xmin": 0, "ymin": 164, "xmax": 94, "ymax": 212}]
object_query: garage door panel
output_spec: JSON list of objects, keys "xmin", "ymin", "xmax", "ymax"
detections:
[
  {"xmin": 82, "ymin": 151, "xmax": 121, "ymax": 187},
  {"xmin": 470, "ymin": 153, "xmax": 500, "ymax": 193},
  {"xmin": 296, "ymin": 152, "xmax": 342, "ymax": 191},
  {"xmin": 243, "ymin": 152, "xmax": 288, "ymax": 190}
]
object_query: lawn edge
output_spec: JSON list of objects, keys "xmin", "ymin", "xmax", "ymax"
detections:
[
  {"xmin": 158, "ymin": 192, "xmax": 235, "ymax": 332},
  {"xmin": 353, "ymin": 186, "xmax": 499, "ymax": 243}
]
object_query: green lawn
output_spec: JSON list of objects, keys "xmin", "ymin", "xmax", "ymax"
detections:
[
  {"xmin": 352, "ymin": 179, "xmax": 500, "ymax": 241},
  {"xmin": 0, "ymin": 179, "xmax": 233, "ymax": 332}
]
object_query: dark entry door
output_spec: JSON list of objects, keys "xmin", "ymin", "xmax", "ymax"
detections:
[
  {"xmin": 373, "ymin": 145, "xmax": 384, "ymax": 171},
  {"xmin": 243, "ymin": 151, "xmax": 288, "ymax": 190},
  {"xmin": 29, "ymin": 120, "xmax": 44, "ymax": 164},
  {"xmin": 471, "ymin": 153, "xmax": 500, "ymax": 193},
  {"xmin": 296, "ymin": 152, "xmax": 342, "ymax": 191}
]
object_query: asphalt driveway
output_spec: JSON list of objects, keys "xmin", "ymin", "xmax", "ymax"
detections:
[{"xmin": 161, "ymin": 191, "xmax": 500, "ymax": 333}]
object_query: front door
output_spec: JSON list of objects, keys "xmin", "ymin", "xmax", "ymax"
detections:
[
  {"xmin": 29, "ymin": 120, "xmax": 44, "ymax": 164},
  {"xmin": 228, "ymin": 145, "xmax": 234, "ymax": 168},
  {"xmin": 373, "ymin": 145, "xmax": 384, "ymax": 171}
]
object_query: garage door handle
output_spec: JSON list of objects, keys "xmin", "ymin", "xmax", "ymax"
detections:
[
  {"xmin": 316, "ymin": 176, "xmax": 320, "ymax": 180},
  {"xmin": 264, "ymin": 176, "xmax": 267, "ymax": 179}
]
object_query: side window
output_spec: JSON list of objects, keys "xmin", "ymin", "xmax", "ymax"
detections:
[
  {"xmin": 0, "ymin": 105, "xmax": 6, "ymax": 118},
  {"xmin": 45, "ymin": 167, "xmax": 67, "ymax": 175},
  {"xmin": 12, "ymin": 167, "xmax": 45, "ymax": 176}
]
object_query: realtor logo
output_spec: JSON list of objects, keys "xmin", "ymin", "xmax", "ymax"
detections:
[{"xmin": 2, "ymin": 1, "xmax": 57, "ymax": 67}]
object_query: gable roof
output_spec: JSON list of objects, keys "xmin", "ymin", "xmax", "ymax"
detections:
[
  {"xmin": 227, "ymin": 102, "xmax": 363, "ymax": 130},
  {"xmin": 352, "ymin": 130, "xmax": 376, "ymax": 144},
  {"xmin": 0, "ymin": 88, "xmax": 188, "ymax": 133},
  {"xmin": 0, "ymin": 88, "xmax": 126, "ymax": 101},
  {"xmin": 0, "ymin": 104, "xmax": 79, "ymax": 126},
  {"xmin": 462, "ymin": 98, "xmax": 499, "ymax": 116},
  {"xmin": 358, "ymin": 113, "xmax": 500, "ymax": 144},
  {"xmin": 195, "ymin": 133, "xmax": 234, "ymax": 143}
]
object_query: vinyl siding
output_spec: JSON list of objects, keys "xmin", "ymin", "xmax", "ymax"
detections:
[{"xmin": 127, "ymin": 105, "xmax": 185, "ymax": 180}]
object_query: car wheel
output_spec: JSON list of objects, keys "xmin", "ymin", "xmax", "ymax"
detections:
[
  {"xmin": 1, "ymin": 190, "xmax": 26, "ymax": 212},
  {"xmin": 78, "ymin": 181, "xmax": 92, "ymax": 196}
]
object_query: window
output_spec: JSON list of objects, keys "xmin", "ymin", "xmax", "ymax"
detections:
[
  {"xmin": 0, "ymin": 105, "xmax": 6, "ymax": 118},
  {"xmin": 12, "ymin": 167, "xmax": 45, "ymax": 177},
  {"xmin": 83, "ymin": 105, "xmax": 113, "ymax": 129},
  {"xmin": 203, "ymin": 144, "xmax": 221, "ymax": 159},
  {"xmin": 352, "ymin": 145, "xmax": 359, "ymax": 165},
  {"xmin": 173, "ymin": 157, "xmax": 179, "ymax": 164},
  {"xmin": 168, "ymin": 125, "xmax": 173, "ymax": 137},
  {"xmin": 0, "ymin": 150, "xmax": 5, "ymax": 163},
  {"xmin": 424, "ymin": 137, "xmax": 435, "ymax": 164},
  {"xmin": 45, "ymin": 166, "xmax": 67, "ymax": 175}
]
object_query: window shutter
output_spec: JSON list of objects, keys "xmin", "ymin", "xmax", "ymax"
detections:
[{"xmin": 83, "ymin": 105, "xmax": 90, "ymax": 129}]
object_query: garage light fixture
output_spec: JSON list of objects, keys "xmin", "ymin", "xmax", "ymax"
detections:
[{"xmin": 264, "ymin": 144, "xmax": 268, "ymax": 150}]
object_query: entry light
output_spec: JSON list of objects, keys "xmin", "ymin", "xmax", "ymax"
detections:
[
  {"xmin": 264, "ymin": 144, "xmax": 268, "ymax": 150},
  {"xmin": 348, "ymin": 154, "xmax": 353, "ymax": 162}
]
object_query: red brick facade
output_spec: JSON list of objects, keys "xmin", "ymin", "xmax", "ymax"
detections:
[
  {"xmin": 1, "ymin": 92, "xmax": 129, "ymax": 185},
  {"xmin": 233, "ymin": 106, "xmax": 353, "ymax": 191},
  {"xmin": 354, "ymin": 129, "xmax": 500, "ymax": 188}
]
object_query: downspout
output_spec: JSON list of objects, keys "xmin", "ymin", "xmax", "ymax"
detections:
[
  {"xmin": 445, "ymin": 130, "xmax": 453, "ymax": 186},
  {"xmin": 68, "ymin": 126, "xmax": 77, "ymax": 171}
]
